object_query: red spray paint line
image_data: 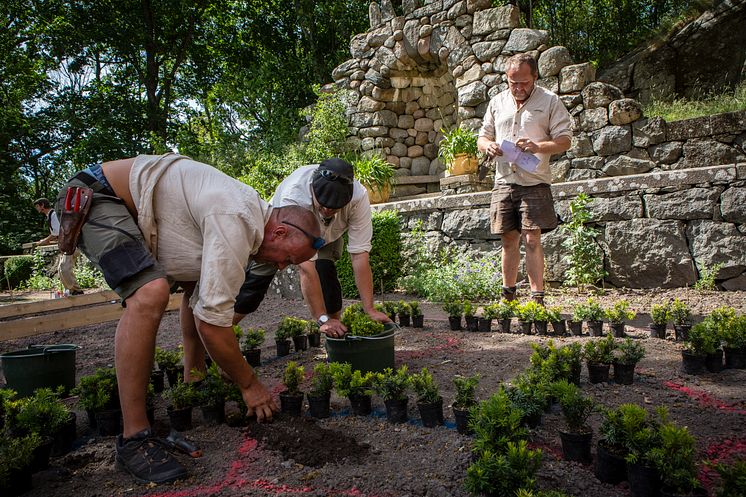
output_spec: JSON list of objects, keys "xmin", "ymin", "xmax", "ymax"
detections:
[
  {"xmin": 664, "ymin": 381, "xmax": 746, "ymax": 415},
  {"xmin": 698, "ymin": 437, "xmax": 746, "ymax": 489},
  {"xmin": 136, "ymin": 436, "xmax": 391, "ymax": 497},
  {"xmin": 397, "ymin": 335, "xmax": 462, "ymax": 360},
  {"xmin": 527, "ymin": 441, "xmax": 563, "ymax": 461}
]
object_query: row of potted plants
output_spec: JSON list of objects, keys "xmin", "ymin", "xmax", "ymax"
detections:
[
  {"xmin": 680, "ymin": 306, "xmax": 746, "ymax": 374},
  {"xmin": 273, "ymin": 317, "xmax": 322, "ymax": 356},
  {"xmin": 583, "ymin": 334, "xmax": 646, "ymax": 385},
  {"xmin": 381, "ymin": 300, "xmax": 424, "ymax": 328}
]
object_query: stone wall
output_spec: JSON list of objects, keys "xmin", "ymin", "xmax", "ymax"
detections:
[{"xmin": 372, "ymin": 163, "xmax": 746, "ymax": 291}]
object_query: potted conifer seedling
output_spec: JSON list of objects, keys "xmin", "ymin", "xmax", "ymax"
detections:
[
  {"xmin": 373, "ymin": 366, "xmax": 411, "ymax": 424},
  {"xmin": 280, "ymin": 361, "xmax": 305, "ymax": 417},
  {"xmin": 452, "ymin": 374, "xmax": 479, "ymax": 434},
  {"xmin": 547, "ymin": 306, "xmax": 566, "ymax": 335},
  {"xmin": 155, "ymin": 346, "xmax": 183, "ymax": 388},
  {"xmin": 0, "ymin": 432, "xmax": 39, "ymax": 496},
  {"xmin": 702, "ymin": 307, "xmax": 735, "ymax": 372},
  {"xmin": 583, "ymin": 334, "xmax": 616, "ymax": 384},
  {"xmin": 569, "ymin": 302, "xmax": 587, "ymax": 336},
  {"xmin": 275, "ymin": 319, "xmax": 293, "ymax": 357},
  {"xmin": 330, "ymin": 362, "xmax": 375, "ymax": 416},
  {"xmin": 606, "ymin": 300, "xmax": 636, "ymax": 338},
  {"xmin": 648, "ymin": 422, "xmax": 706, "ymax": 497},
  {"xmin": 479, "ymin": 303, "xmax": 498, "ymax": 333},
  {"xmin": 383, "ymin": 301, "xmax": 398, "ymax": 322},
  {"xmin": 74, "ymin": 367, "xmax": 120, "ymax": 435},
  {"xmin": 464, "ymin": 301, "xmax": 478, "ymax": 332},
  {"xmin": 443, "ymin": 300, "xmax": 463, "ymax": 331},
  {"xmin": 553, "ymin": 380, "xmax": 596, "ymax": 464},
  {"xmin": 670, "ymin": 298, "xmax": 692, "ymax": 341},
  {"xmin": 612, "ymin": 338, "xmax": 646, "ymax": 384},
  {"xmin": 411, "ymin": 367, "xmax": 443, "ymax": 427},
  {"xmin": 164, "ymin": 380, "xmax": 198, "ymax": 431},
  {"xmin": 595, "ymin": 404, "xmax": 639, "ymax": 484},
  {"xmin": 398, "ymin": 301, "xmax": 411, "ymax": 327},
  {"xmin": 241, "ymin": 327, "xmax": 265, "ymax": 367},
  {"xmin": 410, "ymin": 301, "xmax": 424, "ymax": 328},
  {"xmin": 625, "ymin": 407, "xmax": 667, "ymax": 497},
  {"xmin": 585, "ymin": 298, "xmax": 605, "ymax": 337},
  {"xmin": 307, "ymin": 362, "xmax": 334, "ymax": 418},
  {"xmin": 506, "ymin": 383, "xmax": 547, "ymax": 429},
  {"xmin": 307, "ymin": 321, "xmax": 322, "ymax": 347},
  {"xmin": 285, "ymin": 317, "xmax": 309, "ymax": 352},
  {"xmin": 495, "ymin": 300, "xmax": 516, "ymax": 333},
  {"xmin": 194, "ymin": 364, "xmax": 229, "ymax": 425},
  {"xmin": 517, "ymin": 301, "xmax": 542, "ymax": 334},
  {"xmin": 650, "ymin": 303, "xmax": 670, "ymax": 339},
  {"xmin": 720, "ymin": 314, "xmax": 746, "ymax": 369},
  {"xmin": 681, "ymin": 323, "xmax": 710, "ymax": 375},
  {"xmin": 533, "ymin": 304, "xmax": 549, "ymax": 335},
  {"xmin": 709, "ymin": 459, "xmax": 746, "ymax": 497}
]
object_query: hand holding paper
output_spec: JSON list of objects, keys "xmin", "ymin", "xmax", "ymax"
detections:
[{"xmin": 500, "ymin": 140, "xmax": 541, "ymax": 173}]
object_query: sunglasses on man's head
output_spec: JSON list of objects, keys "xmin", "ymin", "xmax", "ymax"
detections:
[
  {"xmin": 282, "ymin": 220, "xmax": 326, "ymax": 250},
  {"xmin": 316, "ymin": 169, "xmax": 352, "ymax": 184}
]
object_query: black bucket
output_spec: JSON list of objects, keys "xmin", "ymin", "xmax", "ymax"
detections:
[
  {"xmin": 325, "ymin": 323, "xmax": 398, "ymax": 373},
  {"xmin": 1, "ymin": 344, "xmax": 79, "ymax": 397}
]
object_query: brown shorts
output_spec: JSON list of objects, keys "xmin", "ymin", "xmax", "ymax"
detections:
[{"xmin": 489, "ymin": 183, "xmax": 558, "ymax": 234}]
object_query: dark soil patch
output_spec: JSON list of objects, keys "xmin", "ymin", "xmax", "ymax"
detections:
[{"xmin": 246, "ymin": 416, "xmax": 370, "ymax": 467}]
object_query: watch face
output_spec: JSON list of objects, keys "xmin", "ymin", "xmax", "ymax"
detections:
[{"xmin": 318, "ymin": 315, "xmax": 329, "ymax": 324}]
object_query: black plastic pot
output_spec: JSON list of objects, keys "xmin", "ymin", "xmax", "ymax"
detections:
[
  {"xmin": 522, "ymin": 411, "xmax": 542, "ymax": 429},
  {"xmin": 519, "ymin": 321, "xmax": 532, "ymax": 334},
  {"xmin": 613, "ymin": 362, "xmax": 636, "ymax": 385},
  {"xmin": 595, "ymin": 442, "xmax": 627, "ymax": 484},
  {"xmin": 569, "ymin": 320, "xmax": 583, "ymax": 336},
  {"xmin": 200, "ymin": 402, "xmax": 226, "ymax": 425},
  {"xmin": 477, "ymin": 318, "xmax": 492, "ymax": 332},
  {"xmin": 552, "ymin": 319, "xmax": 567, "ymax": 335},
  {"xmin": 412, "ymin": 315, "xmax": 424, "ymax": 328},
  {"xmin": 627, "ymin": 461, "xmax": 661, "ymax": 497},
  {"xmin": 674, "ymin": 324, "xmax": 691, "ymax": 342},
  {"xmin": 610, "ymin": 322, "xmax": 626, "ymax": 338},
  {"xmin": 52, "ymin": 411, "xmax": 77, "ymax": 456},
  {"xmin": 570, "ymin": 364, "xmax": 582, "ymax": 386},
  {"xmin": 448, "ymin": 316, "xmax": 462, "ymax": 331},
  {"xmin": 164, "ymin": 367, "xmax": 180, "ymax": 388},
  {"xmin": 465, "ymin": 316, "xmax": 478, "ymax": 332},
  {"xmin": 384, "ymin": 398, "xmax": 409, "ymax": 423},
  {"xmin": 681, "ymin": 350, "xmax": 706, "ymax": 375},
  {"xmin": 534, "ymin": 321, "xmax": 548, "ymax": 335},
  {"xmin": 1, "ymin": 465, "xmax": 32, "ymax": 496},
  {"xmin": 705, "ymin": 349, "xmax": 724, "ymax": 373},
  {"xmin": 280, "ymin": 391, "xmax": 304, "ymax": 417},
  {"xmin": 559, "ymin": 429, "xmax": 592, "ymax": 464},
  {"xmin": 724, "ymin": 347, "xmax": 746, "ymax": 369},
  {"xmin": 86, "ymin": 408, "xmax": 97, "ymax": 429},
  {"xmin": 308, "ymin": 332, "xmax": 322, "ymax": 348},
  {"xmin": 292, "ymin": 335, "xmax": 308, "ymax": 352},
  {"xmin": 276, "ymin": 339, "xmax": 291, "ymax": 357},
  {"xmin": 453, "ymin": 406, "xmax": 472, "ymax": 435},
  {"xmin": 418, "ymin": 397, "xmax": 444, "ymax": 427},
  {"xmin": 649, "ymin": 323, "xmax": 667, "ymax": 339},
  {"xmin": 499, "ymin": 318, "xmax": 512, "ymax": 333},
  {"xmin": 150, "ymin": 369, "xmax": 165, "ymax": 393},
  {"xmin": 348, "ymin": 393, "xmax": 372, "ymax": 416},
  {"xmin": 307, "ymin": 392, "xmax": 331, "ymax": 418},
  {"xmin": 587, "ymin": 362, "xmax": 611, "ymax": 384},
  {"xmin": 31, "ymin": 435, "xmax": 54, "ymax": 472},
  {"xmin": 167, "ymin": 406, "xmax": 193, "ymax": 432},
  {"xmin": 399, "ymin": 314, "xmax": 411, "ymax": 327},
  {"xmin": 243, "ymin": 348, "xmax": 261, "ymax": 367},
  {"xmin": 587, "ymin": 320, "xmax": 604, "ymax": 337},
  {"xmin": 95, "ymin": 408, "xmax": 122, "ymax": 436}
]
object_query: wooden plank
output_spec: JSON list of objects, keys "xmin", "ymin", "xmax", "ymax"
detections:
[
  {"xmin": 0, "ymin": 293, "xmax": 182, "ymax": 341},
  {"xmin": 0, "ymin": 290, "xmax": 120, "ymax": 319},
  {"xmin": 393, "ymin": 175, "xmax": 440, "ymax": 186}
]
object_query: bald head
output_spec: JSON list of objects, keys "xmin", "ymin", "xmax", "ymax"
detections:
[{"xmin": 254, "ymin": 205, "xmax": 321, "ymax": 269}]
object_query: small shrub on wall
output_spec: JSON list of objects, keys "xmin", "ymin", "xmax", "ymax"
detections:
[{"xmin": 336, "ymin": 210, "xmax": 402, "ymax": 298}]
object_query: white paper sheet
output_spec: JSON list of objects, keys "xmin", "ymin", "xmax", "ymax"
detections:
[{"xmin": 500, "ymin": 140, "xmax": 541, "ymax": 173}]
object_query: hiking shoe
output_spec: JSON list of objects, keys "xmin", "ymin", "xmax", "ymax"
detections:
[
  {"xmin": 116, "ymin": 429, "xmax": 188, "ymax": 484},
  {"xmin": 531, "ymin": 291, "xmax": 545, "ymax": 306},
  {"xmin": 501, "ymin": 286, "xmax": 517, "ymax": 302}
]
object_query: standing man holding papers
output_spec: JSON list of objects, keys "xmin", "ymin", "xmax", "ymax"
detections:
[{"xmin": 477, "ymin": 53, "xmax": 573, "ymax": 305}]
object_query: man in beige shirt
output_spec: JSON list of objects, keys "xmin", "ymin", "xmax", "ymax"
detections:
[
  {"xmin": 58, "ymin": 154, "xmax": 321, "ymax": 484},
  {"xmin": 477, "ymin": 53, "xmax": 573, "ymax": 304}
]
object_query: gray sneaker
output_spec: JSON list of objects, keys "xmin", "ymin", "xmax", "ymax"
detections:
[{"xmin": 116, "ymin": 429, "xmax": 187, "ymax": 484}]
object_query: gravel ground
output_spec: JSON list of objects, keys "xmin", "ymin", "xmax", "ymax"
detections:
[{"xmin": 1, "ymin": 287, "xmax": 745, "ymax": 497}]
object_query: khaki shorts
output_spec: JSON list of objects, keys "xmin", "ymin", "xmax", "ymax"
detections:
[
  {"xmin": 57, "ymin": 171, "xmax": 167, "ymax": 303},
  {"xmin": 489, "ymin": 183, "xmax": 558, "ymax": 234}
]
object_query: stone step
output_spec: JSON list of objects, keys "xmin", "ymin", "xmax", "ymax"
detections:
[
  {"xmin": 383, "ymin": 192, "xmax": 441, "ymax": 203},
  {"xmin": 392, "ymin": 174, "xmax": 440, "ymax": 185}
]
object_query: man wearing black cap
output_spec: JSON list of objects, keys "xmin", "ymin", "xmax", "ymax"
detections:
[{"xmin": 231, "ymin": 158, "xmax": 391, "ymax": 337}]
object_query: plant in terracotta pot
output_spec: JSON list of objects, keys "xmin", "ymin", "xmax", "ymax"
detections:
[
  {"xmin": 452, "ymin": 374, "xmax": 479, "ymax": 435},
  {"xmin": 373, "ymin": 365, "xmax": 411, "ymax": 424},
  {"xmin": 720, "ymin": 314, "xmax": 746, "ymax": 369},
  {"xmin": 0, "ymin": 431, "xmax": 40, "ymax": 496},
  {"xmin": 240, "ymin": 327, "xmax": 266, "ymax": 367},
  {"xmin": 194, "ymin": 364, "xmax": 229, "ymax": 425},
  {"xmin": 279, "ymin": 361, "xmax": 305, "ymax": 417},
  {"xmin": 397, "ymin": 300, "xmax": 411, "ymax": 327},
  {"xmin": 583, "ymin": 334, "xmax": 616, "ymax": 384},
  {"xmin": 648, "ymin": 422, "xmax": 705, "ymax": 497},
  {"xmin": 670, "ymin": 298, "xmax": 692, "ymax": 341},
  {"xmin": 155, "ymin": 346, "xmax": 183, "ymax": 387},
  {"xmin": 605, "ymin": 300, "xmax": 636, "ymax": 338},
  {"xmin": 307, "ymin": 362, "xmax": 334, "ymax": 418},
  {"xmin": 353, "ymin": 153, "xmax": 395, "ymax": 204},
  {"xmin": 443, "ymin": 300, "xmax": 464, "ymax": 331},
  {"xmin": 546, "ymin": 306, "xmax": 566, "ymax": 335},
  {"xmin": 409, "ymin": 301, "xmax": 424, "ymax": 328},
  {"xmin": 612, "ymin": 338, "xmax": 646, "ymax": 384},
  {"xmin": 411, "ymin": 367, "xmax": 443, "ymax": 427},
  {"xmin": 330, "ymin": 362, "xmax": 375, "ymax": 416},
  {"xmin": 584, "ymin": 298, "xmax": 605, "ymax": 337},
  {"xmin": 164, "ymin": 380, "xmax": 198, "ymax": 431},
  {"xmin": 552, "ymin": 380, "xmax": 596, "ymax": 464},
  {"xmin": 650, "ymin": 303, "xmax": 671, "ymax": 339},
  {"xmin": 438, "ymin": 126, "xmax": 478, "ymax": 176},
  {"xmin": 464, "ymin": 300, "xmax": 478, "ymax": 332}
]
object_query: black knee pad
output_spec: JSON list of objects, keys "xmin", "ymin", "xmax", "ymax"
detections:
[
  {"xmin": 315, "ymin": 259, "xmax": 343, "ymax": 315},
  {"xmin": 234, "ymin": 271, "xmax": 276, "ymax": 314}
]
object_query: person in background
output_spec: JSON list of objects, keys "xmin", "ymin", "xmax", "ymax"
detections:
[
  {"xmin": 32, "ymin": 198, "xmax": 84, "ymax": 295},
  {"xmin": 477, "ymin": 53, "xmax": 573, "ymax": 305}
]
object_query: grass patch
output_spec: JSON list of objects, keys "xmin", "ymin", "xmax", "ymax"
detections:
[{"xmin": 644, "ymin": 81, "xmax": 746, "ymax": 122}]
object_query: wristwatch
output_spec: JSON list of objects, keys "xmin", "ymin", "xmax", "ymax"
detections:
[{"xmin": 317, "ymin": 314, "xmax": 330, "ymax": 326}]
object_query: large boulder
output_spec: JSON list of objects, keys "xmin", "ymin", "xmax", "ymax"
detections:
[
  {"xmin": 441, "ymin": 208, "xmax": 494, "ymax": 239},
  {"xmin": 538, "ymin": 46, "xmax": 573, "ymax": 78},
  {"xmin": 644, "ymin": 188, "xmax": 721, "ymax": 220},
  {"xmin": 687, "ymin": 220, "xmax": 746, "ymax": 279},
  {"xmin": 721, "ymin": 187, "xmax": 746, "ymax": 224}
]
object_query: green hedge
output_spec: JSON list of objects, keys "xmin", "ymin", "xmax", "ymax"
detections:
[
  {"xmin": 4, "ymin": 255, "xmax": 33, "ymax": 290},
  {"xmin": 336, "ymin": 210, "xmax": 402, "ymax": 298}
]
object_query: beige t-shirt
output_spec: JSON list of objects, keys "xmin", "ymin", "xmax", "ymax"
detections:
[
  {"xmin": 130, "ymin": 154, "xmax": 270, "ymax": 327},
  {"xmin": 479, "ymin": 85, "xmax": 573, "ymax": 186},
  {"xmin": 271, "ymin": 165, "xmax": 373, "ymax": 254}
]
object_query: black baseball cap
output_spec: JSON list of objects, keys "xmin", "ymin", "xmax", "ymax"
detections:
[{"xmin": 312, "ymin": 158, "xmax": 354, "ymax": 209}]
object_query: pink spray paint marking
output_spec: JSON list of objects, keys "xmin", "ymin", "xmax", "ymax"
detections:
[
  {"xmin": 698, "ymin": 437, "xmax": 746, "ymax": 490},
  {"xmin": 664, "ymin": 381, "xmax": 746, "ymax": 415},
  {"xmin": 397, "ymin": 334, "xmax": 462, "ymax": 360}
]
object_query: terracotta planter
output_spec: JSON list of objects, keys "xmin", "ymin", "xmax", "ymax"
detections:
[
  {"xmin": 365, "ymin": 184, "xmax": 391, "ymax": 204},
  {"xmin": 449, "ymin": 154, "xmax": 478, "ymax": 175}
]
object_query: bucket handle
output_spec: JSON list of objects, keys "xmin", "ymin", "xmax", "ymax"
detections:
[
  {"xmin": 27, "ymin": 344, "xmax": 82, "ymax": 354},
  {"xmin": 342, "ymin": 323, "xmax": 401, "ymax": 342}
]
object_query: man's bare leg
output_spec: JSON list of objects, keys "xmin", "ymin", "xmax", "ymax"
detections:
[{"xmin": 523, "ymin": 229, "xmax": 544, "ymax": 293}]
